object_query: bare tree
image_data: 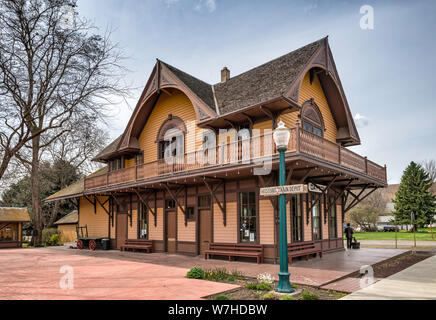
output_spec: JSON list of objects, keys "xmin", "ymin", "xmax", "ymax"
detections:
[
  {"xmin": 347, "ymin": 189, "xmax": 388, "ymax": 231},
  {"xmin": 0, "ymin": 0, "xmax": 129, "ymax": 244},
  {"xmin": 422, "ymin": 159, "xmax": 436, "ymax": 183}
]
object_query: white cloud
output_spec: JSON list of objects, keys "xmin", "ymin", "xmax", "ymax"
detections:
[
  {"xmin": 195, "ymin": 0, "xmax": 216, "ymax": 13},
  {"xmin": 354, "ymin": 113, "xmax": 370, "ymax": 128}
]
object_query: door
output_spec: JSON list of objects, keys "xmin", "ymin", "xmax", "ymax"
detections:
[
  {"xmin": 199, "ymin": 209, "xmax": 211, "ymax": 254},
  {"xmin": 116, "ymin": 213, "xmax": 127, "ymax": 249},
  {"xmin": 166, "ymin": 210, "xmax": 176, "ymax": 253}
]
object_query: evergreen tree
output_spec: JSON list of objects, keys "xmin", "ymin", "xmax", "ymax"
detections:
[{"xmin": 393, "ymin": 161, "xmax": 436, "ymax": 229}]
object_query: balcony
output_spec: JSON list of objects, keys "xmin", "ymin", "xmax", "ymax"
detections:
[{"xmin": 84, "ymin": 126, "xmax": 387, "ymax": 190}]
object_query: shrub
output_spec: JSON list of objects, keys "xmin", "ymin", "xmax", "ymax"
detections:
[
  {"xmin": 214, "ymin": 295, "xmax": 229, "ymax": 300},
  {"xmin": 302, "ymin": 291, "xmax": 318, "ymax": 300},
  {"xmin": 204, "ymin": 268, "xmax": 229, "ymax": 281},
  {"xmin": 245, "ymin": 282, "xmax": 272, "ymax": 291},
  {"xmin": 245, "ymin": 283, "xmax": 258, "ymax": 290},
  {"xmin": 42, "ymin": 228, "xmax": 59, "ymax": 245},
  {"xmin": 186, "ymin": 267, "xmax": 205, "ymax": 279},
  {"xmin": 279, "ymin": 295, "xmax": 296, "ymax": 300},
  {"xmin": 261, "ymin": 291, "xmax": 278, "ymax": 300},
  {"xmin": 47, "ymin": 233, "xmax": 62, "ymax": 246}
]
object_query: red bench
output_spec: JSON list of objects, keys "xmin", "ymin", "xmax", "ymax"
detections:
[
  {"xmin": 204, "ymin": 243, "xmax": 264, "ymax": 264},
  {"xmin": 121, "ymin": 239, "xmax": 153, "ymax": 253},
  {"xmin": 288, "ymin": 241, "xmax": 322, "ymax": 264}
]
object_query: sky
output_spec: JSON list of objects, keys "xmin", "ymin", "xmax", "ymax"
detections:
[{"xmin": 76, "ymin": 0, "xmax": 436, "ymax": 184}]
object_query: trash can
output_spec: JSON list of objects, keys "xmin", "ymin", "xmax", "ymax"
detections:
[{"xmin": 101, "ymin": 238, "xmax": 110, "ymax": 250}]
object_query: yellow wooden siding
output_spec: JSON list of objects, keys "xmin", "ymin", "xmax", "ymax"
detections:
[
  {"xmin": 125, "ymin": 157, "xmax": 135, "ymax": 168},
  {"xmin": 128, "ymin": 209, "xmax": 138, "ymax": 239},
  {"xmin": 336, "ymin": 204, "xmax": 343, "ymax": 238},
  {"xmin": 58, "ymin": 224, "xmax": 77, "ymax": 242},
  {"xmin": 110, "ymin": 212, "xmax": 115, "ymax": 240},
  {"xmin": 177, "ymin": 209, "xmax": 196, "ymax": 242},
  {"xmin": 259, "ymin": 199, "xmax": 274, "ymax": 244},
  {"xmin": 213, "ymin": 201, "xmax": 237, "ymax": 243},
  {"xmin": 0, "ymin": 222, "xmax": 18, "ymax": 241},
  {"xmin": 78, "ymin": 196, "xmax": 109, "ymax": 238},
  {"xmin": 302, "ymin": 200, "xmax": 312, "ymax": 241},
  {"xmin": 138, "ymin": 90, "xmax": 198, "ymax": 163},
  {"xmin": 148, "ymin": 208, "xmax": 163, "ymax": 240},
  {"xmin": 322, "ymin": 202, "xmax": 329, "ymax": 240},
  {"xmin": 299, "ymin": 73, "xmax": 338, "ymax": 142},
  {"xmin": 253, "ymin": 120, "xmax": 273, "ymax": 135},
  {"xmin": 280, "ymin": 111, "xmax": 299, "ymax": 131}
]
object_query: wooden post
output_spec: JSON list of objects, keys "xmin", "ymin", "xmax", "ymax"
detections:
[{"xmin": 295, "ymin": 119, "xmax": 300, "ymax": 153}]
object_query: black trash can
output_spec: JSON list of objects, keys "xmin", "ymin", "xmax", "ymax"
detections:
[{"xmin": 101, "ymin": 238, "xmax": 110, "ymax": 250}]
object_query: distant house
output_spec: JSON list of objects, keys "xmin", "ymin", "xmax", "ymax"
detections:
[
  {"xmin": 0, "ymin": 207, "xmax": 31, "ymax": 248},
  {"xmin": 54, "ymin": 210, "xmax": 78, "ymax": 243}
]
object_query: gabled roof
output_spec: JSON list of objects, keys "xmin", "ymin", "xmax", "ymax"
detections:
[
  {"xmin": 0, "ymin": 207, "xmax": 31, "ymax": 222},
  {"xmin": 213, "ymin": 39, "xmax": 323, "ymax": 115},
  {"xmin": 92, "ymin": 36, "xmax": 361, "ymax": 161},
  {"xmin": 54, "ymin": 210, "xmax": 78, "ymax": 225},
  {"xmin": 161, "ymin": 62, "xmax": 216, "ymax": 113}
]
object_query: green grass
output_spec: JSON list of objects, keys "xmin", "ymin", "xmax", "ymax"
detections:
[{"xmin": 353, "ymin": 230, "xmax": 436, "ymax": 241}]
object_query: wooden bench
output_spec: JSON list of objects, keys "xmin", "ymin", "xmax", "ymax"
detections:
[
  {"xmin": 288, "ymin": 241, "xmax": 322, "ymax": 264},
  {"xmin": 121, "ymin": 239, "xmax": 153, "ymax": 253},
  {"xmin": 204, "ymin": 243, "xmax": 264, "ymax": 264}
]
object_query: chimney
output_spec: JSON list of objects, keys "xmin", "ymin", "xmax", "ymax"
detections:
[{"xmin": 221, "ymin": 67, "xmax": 230, "ymax": 83}]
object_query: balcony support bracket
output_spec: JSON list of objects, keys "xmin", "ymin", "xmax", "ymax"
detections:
[
  {"xmin": 203, "ymin": 178, "xmax": 226, "ymax": 226},
  {"xmin": 133, "ymin": 189, "xmax": 157, "ymax": 227}
]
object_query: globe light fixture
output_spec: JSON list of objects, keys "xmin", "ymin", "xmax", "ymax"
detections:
[{"xmin": 273, "ymin": 120, "xmax": 291, "ymax": 151}]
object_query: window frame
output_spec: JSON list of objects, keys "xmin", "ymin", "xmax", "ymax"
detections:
[
  {"xmin": 290, "ymin": 194, "xmax": 303, "ymax": 243},
  {"xmin": 311, "ymin": 193, "xmax": 322, "ymax": 241},
  {"xmin": 328, "ymin": 196, "xmax": 338, "ymax": 238},
  {"xmin": 237, "ymin": 190, "xmax": 259, "ymax": 244}
]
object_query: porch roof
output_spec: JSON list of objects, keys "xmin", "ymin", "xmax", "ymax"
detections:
[{"xmin": 0, "ymin": 207, "xmax": 30, "ymax": 222}]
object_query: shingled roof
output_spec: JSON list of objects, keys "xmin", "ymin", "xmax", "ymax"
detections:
[
  {"xmin": 92, "ymin": 135, "xmax": 122, "ymax": 162},
  {"xmin": 0, "ymin": 207, "xmax": 31, "ymax": 222},
  {"xmin": 54, "ymin": 210, "xmax": 78, "ymax": 225},
  {"xmin": 213, "ymin": 39, "xmax": 323, "ymax": 115}
]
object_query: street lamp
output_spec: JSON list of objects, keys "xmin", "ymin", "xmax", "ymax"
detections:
[{"xmin": 273, "ymin": 120, "xmax": 294, "ymax": 293}]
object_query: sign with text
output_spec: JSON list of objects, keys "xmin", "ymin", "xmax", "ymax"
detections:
[
  {"xmin": 260, "ymin": 184, "xmax": 308, "ymax": 196},
  {"xmin": 308, "ymin": 183, "xmax": 325, "ymax": 194}
]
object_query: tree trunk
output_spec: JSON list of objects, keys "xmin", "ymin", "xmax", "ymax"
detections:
[{"xmin": 31, "ymin": 134, "xmax": 43, "ymax": 245}]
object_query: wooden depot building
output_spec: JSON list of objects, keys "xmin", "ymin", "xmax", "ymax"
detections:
[
  {"xmin": 46, "ymin": 38, "xmax": 387, "ymax": 262},
  {"xmin": 0, "ymin": 207, "xmax": 30, "ymax": 248}
]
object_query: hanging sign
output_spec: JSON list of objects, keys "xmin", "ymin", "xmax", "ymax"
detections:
[
  {"xmin": 308, "ymin": 183, "xmax": 325, "ymax": 194},
  {"xmin": 260, "ymin": 184, "xmax": 308, "ymax": 196}
]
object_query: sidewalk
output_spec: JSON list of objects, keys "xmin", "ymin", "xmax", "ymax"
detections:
[
  {"xmin": 360, "ymin": 240, "xmax": 436, "ymax": 249},
  {"xmin": 342, "ymin": 255, "xmax": 436, "ymax": 300}
]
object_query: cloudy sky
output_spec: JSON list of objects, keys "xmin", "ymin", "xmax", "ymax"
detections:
[{"xmin": 77, "ymin": 0, "xmax": 436, "ymax": 184}]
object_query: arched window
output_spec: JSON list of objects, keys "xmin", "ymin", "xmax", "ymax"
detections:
[
  {"xmin": 156, "ymin": 115, "xmax": 186, "ymax": 160},
  {"xmin": 301, "ymin": 100, "xmax": 325, "ymax": 137}
]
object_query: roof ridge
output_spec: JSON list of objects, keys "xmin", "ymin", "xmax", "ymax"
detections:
[
  {"xmin": 160, "ymin": 60, "xmax": 213, "ymax": 87},
  {"xmin": 213, "ymin": 37, "xmax": 325, "ymax": 87}
]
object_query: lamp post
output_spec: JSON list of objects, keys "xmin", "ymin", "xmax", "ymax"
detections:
[{"xmin": 273, "ymin": 120, "xmax": 294, "ymax": 293}]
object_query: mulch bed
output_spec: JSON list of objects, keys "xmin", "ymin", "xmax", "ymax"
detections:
[
  {"xmin": 371, "ymin": 251, "xmax": 432, "ymax": 278},
  {"xmin": 207, "ymin": 281, "xmax": 347, "ymax": 300}
]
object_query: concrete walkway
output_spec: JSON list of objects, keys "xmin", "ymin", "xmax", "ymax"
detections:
[{"xmin": 342, "ymin": 255, "xmax": 436, "ymax": 300}]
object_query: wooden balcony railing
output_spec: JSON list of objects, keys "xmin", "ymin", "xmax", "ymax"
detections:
[{"xmin": 84, "ymin": 127, "xmax": 387, "ymax": 190}]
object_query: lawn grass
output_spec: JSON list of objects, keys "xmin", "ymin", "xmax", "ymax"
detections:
[{"xmin": 353, "ymin": 230, "xmax": 436, "ymax": 241}]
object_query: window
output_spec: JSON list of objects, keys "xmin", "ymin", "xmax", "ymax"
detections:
[
  {"xmin": 291, "ymin": 195, "xmax": 303, "ymax": 242},
  {"xmin": 186, "ymin": 207, "xmax": 195, "ymax": 221},
  {"xmin": 239, "ymin": 192, "xmax": 257, "ymax": 242},
  {"xmin": 165, "ymin": 199, "xmax": 176, "ymax": 209},
  {"xmin": 138, "ymin": 203, "xmax": 148, "ymax": 239},
  {"xmin": 198, "ymin": 195, "xmax": 211, "ymax": 208},
  {"xmin": 156, "ymin": 115, "xmax": 186, "ymax": 160},
  {"xmin": 311, "ymin": 195, "xmax": 322, "ymax": 240},
  {"xmin": 301, "ymin": 101, "xmax": 324, "ymax": 137},
  {"xmin": 135, "ymin": 152, "xmax": 144, "ymax": 165},
  {"xmin": 328, "ymin": 196, "xmax": 337, "ymax": 238}
]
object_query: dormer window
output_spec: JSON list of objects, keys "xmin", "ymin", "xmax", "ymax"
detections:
[
  {"xmin": 156, "ymin": 115, "xmax": 186, "ymax": 160},
  {"xmin": 301, "ymin": 100, "xmax": 325, "ymax": 137}
]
